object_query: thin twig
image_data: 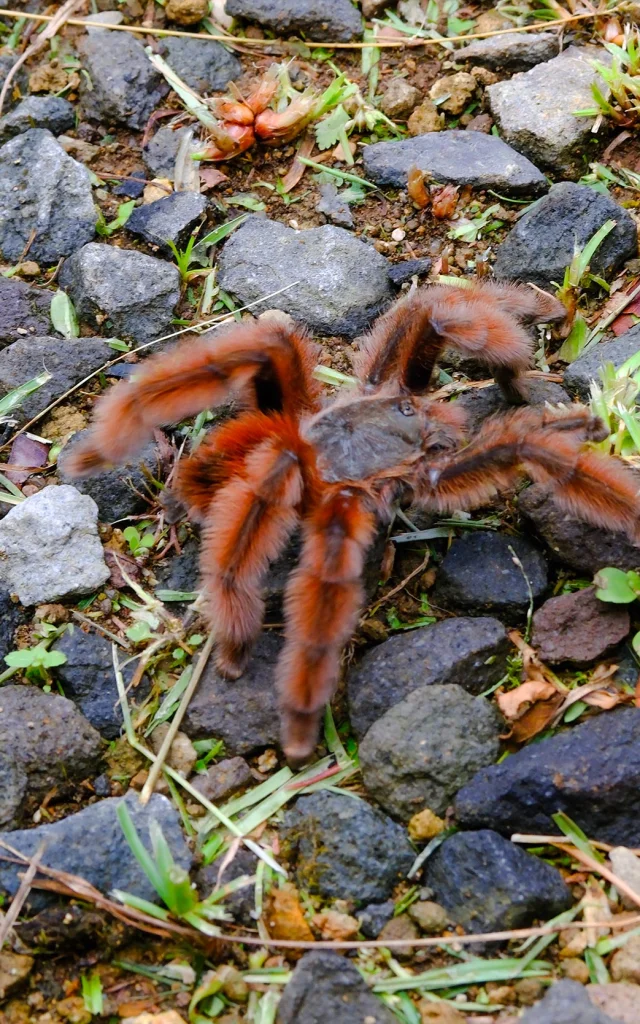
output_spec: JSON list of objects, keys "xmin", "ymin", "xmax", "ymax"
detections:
[
  {"xmin": 0, "ymin": 843, "xmax": 45, "ymax": 949},
  {"xmin": 0, "ymin": 0, "xmax": 84, "ymax": 115},
  {"xmin": 364, "ymin": 553, "xmax": 429, "ymax": 619},
  {"xmin": 512, "ymin": 833, "xmax": 640, "ymax": 855},
  {"xmin": 553, "ymin": 841, "xmax": 640, "ymax": 910},
  {"xmin": 139, "ymin": 631, "xmax": 215, "ymax": 804},
  {"xmin": 72, "ymin": 610, "xmax": 131, "ymax": 650},
  {"xmin": 0, "ymin": 5, "xmax": 619, "ymax": 49}
]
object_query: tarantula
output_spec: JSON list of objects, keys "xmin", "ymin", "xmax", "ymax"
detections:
[{"xmin": 65, "ymin": 281, "xmax": 640, "ymax": 765}]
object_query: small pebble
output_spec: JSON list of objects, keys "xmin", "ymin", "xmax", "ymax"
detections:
[
  {"xmin": 408, "ymin": 900, "xmax": 448, "ymax": 934},
  {"xmin": 408, "ymin": 808, "xmax": 446, "ymax": 842},
  {"xmin": 561, "ymin": 958, "xmax": 590, "ymax": 984},
  {"xmin": 391, "ymin": 228, "xmax": 406, "ymax": 241}
]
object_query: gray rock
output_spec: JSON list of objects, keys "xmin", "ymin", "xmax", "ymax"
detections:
[
  {"xmin": 161, "ymin": 36, "xmax": 241, "ymax": 92},
  {"xmin": 456, "ymin": 30, "xmax": 562, "ymax": 71},
  {"xmin": 315, "ymin": 183, "xmax": 354, "ymax": 229},
  {"xmin": 226, "ymin": 0, "xmax": 363, "ymax": 42},
  {"xmin": 532, "ymin": 586, "xmax": 630, "ymax": 665},
  {"xmin": 0, "ymin": 791, "xmax": 191, "ymax": 912},
  {"xmin": 58, "ymin": 432, "xmax": 160, "ymax": 523},
  {"xmin": 362, "ymin": 129, "xmax": 547, "ymax": 196},
  {"xmin": 0, "ymin": 587, "xmax": 28, "ymax": 662},
  {"xmin": 218, "ymin": 216, "xmax": 392, "ymax": 336},
  {"xmin": 520, "ymin": 980, "xmax": 619, "ymax": 1024},
  {"xmin": 494, "ymin": 182, "xmax": 637, "ymax": 289},
  {"xmin": 0, "ymin": 130, "xmax": 95, "ymax": 264},
  {"xmin": 191, "ymin": 756, "xmax": 252, "ymax": 803},
  {"xmin": 433, "ymin": 531, "xmax": 548, "ymax": 624},
  {"xmin": 52, "ymin": 628, "xmax": 150, "ymax": 739},
  {"xmin": 0, "ymin": 485, "xmax": 109, "ymax": 605},
  {"xmin": 0, "ymin": 335, "xmax": 112, "ymax": 420},
  {"xmin": 359, "ymin": 684, "xmax": 502, "ymax": 822},
  {"xmin": 387, "ymin": 257, "xmax": 432, "ymax": 286},
  {"xmin": 424, "ymin": 830, "xmax": 572, "ymax": 936},
  {"xmin": 126, "ymin": 192, "xmax": 207, "ymax": 253},
  {"xmin": 519, "ymin": 484, "xmax": 640, "ymax": 574},
  {"xmin": 454, "ymin": 707, "xmax": 640, "ymax": 843},
  {"xmin": 182, "ymin": 631, "xmax": 281, "ymax": 754},
  {"xmin": 276, "ymin": 951, "xmax": 396, "ymax": 1024},
  {"xmin": 78, "ymin": 31, "xmax": 169, "ymax": 130},
  {"xmin": 348, "ymin": 616, "xmax": 511, "ymax": 739},
  {"xmin": 0, "ymin": 276, "xmax": 53, "ymax": 348},
  {"xmin": 143, "ymin": 126, "xmax": 194, "ymax": 179},
  {"xmin": 488, "ymin": 46, "xmax": 611, "ymax": 177},
  {"xmin": 564, "ymin": 325, "xmax": 640, "ymax": 400},
  {"xmin": 59, "ymin": 243, "xmax": 181, "ymax": 343},
  {"xmin": 457, "ymin": 379, "xmax": 570, "ymax": 435},
  {"xmin": 358, "ymin": 900, "xmax": 395, "ymax": 938},
  {"xmin": 0, "ymin": 53, "xmax": 27, "ymax": 111},
  {"xmin": 195, "ymin": 848, "xmax": 257, "ymax": 926},
  {"xmin": 0, "ymin": 95, "xmax": 75, "ymax": 143},
  {"xmin": 281, "ymin": 790, "xmax": 413, "ymax": 905},
  {"xmin": 155, "ymin": 535, "xmax": 200, "ymax": 596},
  {"xmin": 0, "ymin": 684, "xmax": 102, "ymax": 830}
]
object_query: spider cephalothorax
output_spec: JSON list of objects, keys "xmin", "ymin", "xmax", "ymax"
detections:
[{"xmin": 65, "ymin": 281, "xmax": 640, "ymax": 765}]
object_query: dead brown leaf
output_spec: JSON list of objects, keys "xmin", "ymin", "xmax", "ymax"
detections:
[
  {"xmin": 507, "ymin": 694, "xmax": 565, "ymax": 744},
  {"xmin": 497, "ymin": 680, "xmax": 558, "ymax": 721},
  {"xmin": 199, "ymin": 167, "xmax": 229, "ymax": 190}
]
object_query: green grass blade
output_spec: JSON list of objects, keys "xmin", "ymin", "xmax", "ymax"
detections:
[
  {"xmin": 116, "ymin": 801, "xmax": 166, "ymax": 898},
  {"xmin": 0, "ymin": 371, "xmax": 52, "ymax": 418}
]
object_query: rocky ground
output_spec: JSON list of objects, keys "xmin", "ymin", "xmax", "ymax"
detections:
[{"xmin": 2, "ymin": 1, "xmax": 640, "ymax": 1022}]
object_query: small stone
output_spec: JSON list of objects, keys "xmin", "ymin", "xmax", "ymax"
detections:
[
  {"xmin": 562, "ymin": 959, "xmax": 590, "ymax": 984},
  {"xmin": 456, "ymin": 31, "xmax": 561, "ymax": 71},
  {"xmin": 315, "ymin": 183, "xmax": 354, "ymax": 229},
  {"xmin": 391, "ymin": 227, "xmax": 406, "ymax": 241},
  {"xmin": 191, "ymin": 757, "xmax": 252, "ymax": 802},
  {"xmin": 359, "ymin": 684, "xmax": 501, "ymax": 821},
  {"xmin": 0, "ymin": 486, "xmax": 109, "ymax": 605},
  {"xmin": 433, "ymin": 531, "xmax": 548, "ymax": 624},
  {"xmin": 143, "ymin": 126, "xmax": 196, "ymax": 180},
  {"xmin": 587, "ymin": 983, "xmax": 640, "ymax": 1024},
  {"xmin": 363, "ymin": 129, "xmax": 547, "ymax": 196},
  {"xmin": 0, "ymin": 130, "xmax": 95, "ymax": 264},
  {"xmin": 418, "ymin": 1002, "xmax": 466, "ymax": 1024},
  {"xmin": 358, "ymin": 900, "xmax": 395, "ymax": 938},
  {"xmin": 348, "ymin": 615, "xmax": 510, "ymax": 739},
  {"xmin": 161, "ymin": 37, "xmax": 241, "ymax": 93},
  {"xmin": 408, "ymin": 808, "xmax": 446, "ymax": 843},
  {"xmin": 408, "ymin": 900, "xmax": 448, "ymax": 934},
  {"xmin": 266, "ymin": 883, "xmax": 315, "ymax": 942},
  {"xmin": 150, "ymin": 724, "xmax": 197, "ymax": 778},
  {"xmin": 465, "ymin": 112, "xmax": 493, "ymax": 133},
  {"xmin": 312, "ymin": 909, "xmax": 360, "ymax": 940},
  {"xmin": 122, "ymin": 1014, "xmax": 187, "ymax": 1024},
  {"xmin": 611, "ymin": 936, "xmax": 640, "ymax": 983},
  {"xmin": 0, "ymin": 951, "xmax": 34, "ymax": 1000},
  {"xmin": 532, "ymin": 587, "xmax": 630, "ymax": 665},
  {"xmin": 564, "ymin": 325, "xmax": 640, "ymax": 401},
  {"xmin": 424, "ymin": 830, "xmax": 571, "ymax": 935},
  {"xmin": 387, "ymin": 257, "xmax": 432, "ymax": 285},
  {"xmin": 281, "ymin": 789, "xmax": 413, "ymax": 904},
  {"xmin": 475, "ymin": 9, "xmax": 510, "ymax": 33},
  {"xmin": 78, "ymin": 31, "xmax": 168, "ymax": 130},
  {"xmin": 454, "ymin": 707, "xmax": 640, "ymax": 844},
  {"xmin": 0, "ymin": 791, "xmax": 191, "ymax": 912},
  {"xmin": 494, "ymin": 182, "xmax": 637, "ymax": 289},
  {"xmin": 521, "ymin": 980, "xmax": 618, "ymax": 1022},
  {"xmin": 0, "ymin": 95, "xmax": 74, "ymax": 143},
  {"xmin": 408, "ymin": 100, "xmax": 443, "ymax": 135},
  {"xmin": 218, "ymin": 216, "xmax": 392, "ymax": 337},
  {"xmin": 609, "ymin": 847, "xmax": 640, "ymax": 910},
  {"xmin": 225, "ymin": 0, "xmax": 363, "ymax": 42},
  {"xmin": 52, "ymin": 627, "xmax": 149, "ymax": 739},
  {"xmin": 429, "ymin": 72, "xmax": 477, "ymax": 114},
  {"xmin": 381, "ymin": 78, "xmax": 421, "ymax": 118},
  {"xmin": 277, "ymin": 951, "xmax": 396, "ymax": 1023},
  {"xmin": 378, "ymin": 913, "xmax": 420, "ymax": 959},
  {"xmin": 470, "ymin": 66, "xmax": 500, "ymax": 86},
  {"xmin": 516, "ymin": 978, "xmax": 546, "ymax": 1006},
  {"xmin": 165, "ymin": 0, "xmax": 208, "ymax": 24},
  {"xmin": 59, "ymin": 243, "xmax": 181, "ymax": 344},
  {"xmin": 0, "ymin": 685, "xmax": 102, "ymax": 831},
  {"xmin": 0, "ymin": 276, "xmax": 52, "ymax": 348},
  {"xmin": 126, "ymin": 192, "xmax": 207, "ymax": 253},
  {"xmin": 182, "ymin": 632, "xmax": 281, "ymax": 754},
  {"xmin": 519, "ymin": 484, "xmax": 640, "ymax": 574},
  {"xmin": 488, "ymin": 46, "xmax": 613, "ymax": 178}
]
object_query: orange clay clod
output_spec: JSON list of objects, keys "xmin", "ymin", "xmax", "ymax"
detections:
[{"xmin": 64, "ymin": 283, "xmax": 640, "ymax": 766}]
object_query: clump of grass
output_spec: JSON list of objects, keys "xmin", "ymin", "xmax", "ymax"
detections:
[{"xmin": 575, "ymin": 28, "xmax": 640, "ymax": 128}]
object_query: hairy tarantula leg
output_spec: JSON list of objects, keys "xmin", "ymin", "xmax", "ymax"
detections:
[
  {"xmin": 354, "ymin": 283, "xmax": 538, "ymax": 403},
  {"xmin": 420, "ymin": 406, "xmax": 640, "ymax": 541},
  {"xmin": 277, "ymin": 489, "xmax": 377, "ymax": 768},
  {"xmin": 63, "ymin": 320, "xmax": 321, "ymax": 475},
  {"xmin": 200, "ymin": 432, "xmax": 305, "ymax": 679}
]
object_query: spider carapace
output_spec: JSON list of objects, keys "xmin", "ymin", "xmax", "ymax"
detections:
[{"xmin": 65, "ymin": 281, "xmax": 640, "ymax": 766}]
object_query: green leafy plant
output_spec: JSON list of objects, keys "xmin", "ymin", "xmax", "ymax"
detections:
[
  {"xmin": 115, "ymin": 801, "xmax": 254, "ymax": 936},
  {"xmin": 95, "ymin": 199, "xmax": 135, "ymax": 237},
  {"xmin": 555, "ymin": 219, "xmax": 616, "ymax": 362},
  {"xmin": 448, "ymin": 203, "xmax": 503, "ymax": 243},
  {"xmin": 81, "ymin": 973, "xmax": 104, "ymax": 1015},
  {"xmin": 167, "ymin": 233, "xmax": 200, "ymax": 282},
  {"xmin": 387, "ymin": 593, "xmax": 436, "ymax": 631},
  {"xmin": 589, "ymin": 349, "xmax": 640, "ymax": 458},
  {"xmin": 594, "ymin": 566, "xmax": 640, "ymax": 654},
  {"xmin": 123, "ymin": 524, "xmax": 156, "ymax": 557},
  {"xmin": 4, "ymin": 642, "xmax": 67, "ymax": 684}
]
